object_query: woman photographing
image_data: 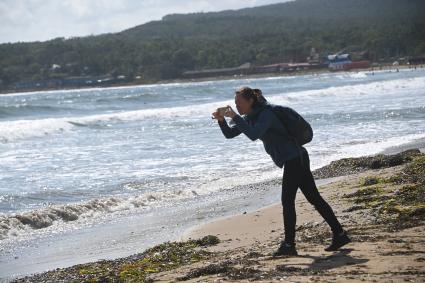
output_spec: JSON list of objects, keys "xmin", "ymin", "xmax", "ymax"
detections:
[{"xmin": 211, "ymin": 86, "xmax": 350, "ymax": 256}]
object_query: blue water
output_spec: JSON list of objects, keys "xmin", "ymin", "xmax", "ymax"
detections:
[{"xmin": 0, "ymin": 68, "xmax": 425, "ymax": 243}]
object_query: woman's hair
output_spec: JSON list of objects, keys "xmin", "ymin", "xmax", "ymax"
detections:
[{"xmin": 236, "ymin": 86, "xmax": 267, "ymax": 108}]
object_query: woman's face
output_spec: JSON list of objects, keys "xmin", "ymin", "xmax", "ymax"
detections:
[{"xmin": 235, "ymin": 93, "xmax": 253, "ymax": 115}]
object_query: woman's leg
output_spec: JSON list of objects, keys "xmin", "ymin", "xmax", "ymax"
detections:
[
  {"xmin": 298, "ymin": 150, "xmax": 344, "ymax": 235},
  {"xmin": 281, "ymin": 157, "xmax": 300, "ymax": 245}
]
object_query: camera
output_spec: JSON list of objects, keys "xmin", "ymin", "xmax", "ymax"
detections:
[{"xmin": 217, "ymin": 106, "xmax": 229, "ymax": 116}]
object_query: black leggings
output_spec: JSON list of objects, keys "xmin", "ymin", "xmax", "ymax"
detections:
[{"xmin": 281, "ymin": 148, "xmax": 343, "ymax": 244}]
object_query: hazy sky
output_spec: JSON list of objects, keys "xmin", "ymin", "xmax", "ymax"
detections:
[{"xmin": 0, "ymin": 0, "xmax": 290, "ymax": 44}]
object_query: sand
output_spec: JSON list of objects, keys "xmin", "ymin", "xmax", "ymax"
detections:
[
  {"xmin": 150, "ymin": 146, "xmax": 425, "ymax": 282},
  {"xmin": 156, "ymin": 164, "xmax": 425, "ymax": 282}
]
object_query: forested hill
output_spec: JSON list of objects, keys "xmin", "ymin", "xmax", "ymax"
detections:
[{"xmin": 1, "ymin": 0, "xmax": 424, "ymax": 89}]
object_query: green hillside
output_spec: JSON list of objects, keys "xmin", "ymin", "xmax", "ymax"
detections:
[{"xmin": 0, "ymin": 0, "xmax": 424, "ymax": 90}]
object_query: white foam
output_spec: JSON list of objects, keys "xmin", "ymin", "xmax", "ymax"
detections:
[
  {"xmin": 268, "ymin": 75, "xmax": 425, "ymax": 110},
  {"xmin": 0, "ymin": 100, "xmax": 235, "ymax": 142},
  {"xmin": 0, "ymin": 118, "xmax": 74, "ymax": 143},
  {"xmin": 0, "ymin": 186, "xmax": 200, "ymax": 240}
]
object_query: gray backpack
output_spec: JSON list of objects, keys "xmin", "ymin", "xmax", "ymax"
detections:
[{"xmin": 265, "ymin": 103, "xmax": 313, "ymax": 145}]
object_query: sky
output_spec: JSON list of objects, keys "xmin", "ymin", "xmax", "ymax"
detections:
[{"xmin": 0, "ymin": 0, "xmax": 290, "ymax": 44}]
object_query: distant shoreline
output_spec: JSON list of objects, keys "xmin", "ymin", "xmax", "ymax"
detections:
[
  {"xmin": 1, "ymin": 64, "xmax": 415, "ymax": 96},
  {"xmin": 156, "ymin": 64, "xmax": 417, "ymax": 86}
]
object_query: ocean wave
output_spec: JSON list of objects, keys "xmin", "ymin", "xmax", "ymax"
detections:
[
  {"xmin": 0, "ymin": 78, "xmax": 221, "ymax": 98},
  {"xmin": 0, "ymin": 104, "xmax": 73, "ymax": 118},
  {"xmin": 0, "ymin": 118, "xmax": 74, "ymax": 143},
  {"xmin": 306, "ymin": 106, "xmax": 425, "ymax": 123},
  {"xmin": 0, "ymin": 187, "xmax": 198, "ymax": 240},
  {"xmin": 94, "ymin": 91, "xmax": 162, "ymax": 104},
  {"xmin": 1, "ymin": 75, "xmax": 424, "ymax": 143},
  {"xmin": 0, "ymin": 100, "xmax": 235, "ymax": 142},
  {"xmin": 268, "ymin": 75, "xmax": 425, "ymax": 107}
]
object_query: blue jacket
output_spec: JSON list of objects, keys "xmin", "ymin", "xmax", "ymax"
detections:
[{"xmin": 218, "ymin": 103, "xmax": 305, "ymax": 168}]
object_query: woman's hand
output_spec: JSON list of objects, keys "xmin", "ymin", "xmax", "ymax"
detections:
[
  {"xmin": 223, "ymin": 105, "xmax": 237, "ymax": 119},
  {"xmin": 212, "ymin": 109, "xmax": 224, "ymax": 122}
]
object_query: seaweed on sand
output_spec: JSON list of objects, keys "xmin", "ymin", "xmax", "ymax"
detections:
[
  {"xmin": 12, "ymin": 235, "xmax": 220, "ymax": 283},
  {"xmin": 343, "ymin": 153, "xmax": 425, "ymax": 230},
  {"xmin": 313, "ymin": 149, "xmax": 421, "ymax": 179}
]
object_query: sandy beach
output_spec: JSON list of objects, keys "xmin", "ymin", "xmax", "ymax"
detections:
[{"xmin": 9, "ymin": 139, "xmax": 425, "ymax": 283}]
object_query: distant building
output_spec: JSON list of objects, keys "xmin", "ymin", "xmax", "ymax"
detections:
[
  {"xmin": 49, "ymin": 64, "xmax": 62, "ymax": 72},
  {"xmin": 326, "ymin": 53, "xmax": 370, "ymax": 71},
  {"xmin": 308, "ymin": 47, "xmax": 320, "ymax": 64},
  {"xmin": 326, "ymin": 54, "xmax": 352, "ymax": 70},
  {"xmin": 343, "ymin": 61, "xmax": 370, "ymax": 70}
]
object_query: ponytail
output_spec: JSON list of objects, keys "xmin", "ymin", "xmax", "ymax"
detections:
[
  {"xmin": 253, "ymin": 88, "xmax": 267, "ymax": 105},
  {"xmin": 236, "ymin": 86, "xmax": 267, "ymax": 108}
]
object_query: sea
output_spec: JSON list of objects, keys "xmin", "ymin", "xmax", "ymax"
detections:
[{"xmin": 1, "ymin": 68, "xmax": 425, "ymax": 279}]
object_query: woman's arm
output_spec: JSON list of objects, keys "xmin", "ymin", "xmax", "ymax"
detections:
[
  {"xmin": 230, "ymin": 109, "xmax": 273, "ymax": 141},
  {"xmin": 218, "ymin": 118, "xmax": 242, "ymax": 139}
]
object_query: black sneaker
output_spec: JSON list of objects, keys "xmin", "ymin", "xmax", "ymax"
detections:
[
  {"xmin": 325, "ymin": 231, "xmax": 351, "ymax": 251},
  {"xmin": 272, "ymin": 242, "xmax": 298, "ymax": 257}
]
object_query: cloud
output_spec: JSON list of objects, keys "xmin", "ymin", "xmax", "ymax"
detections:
[{"xmin": 0, "ymin": 0, "xmax": 289, "ymax": 44}]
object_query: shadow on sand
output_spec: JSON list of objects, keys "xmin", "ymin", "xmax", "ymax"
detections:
[{"xmin": 273, "ymin": 248, "xmax": 369, "ymax": 274}]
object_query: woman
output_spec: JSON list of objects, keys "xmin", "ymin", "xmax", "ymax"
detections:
[{"xmin": 211, "ymin": 86, "xmax": 350, "ymax": 256}]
